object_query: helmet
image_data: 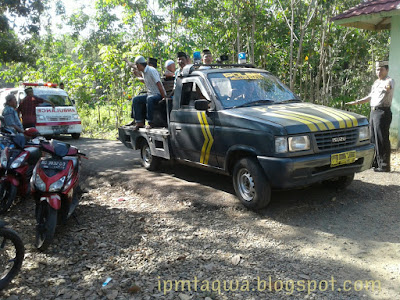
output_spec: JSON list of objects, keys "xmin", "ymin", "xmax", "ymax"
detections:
[{"xmin": 24, "ymin": 127, "xmax": 40, "ymax": 138}]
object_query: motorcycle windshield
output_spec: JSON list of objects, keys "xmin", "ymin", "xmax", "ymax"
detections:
[{"xmin": 50, "ymin": 140, "xmax": 70, "ymax": 157}]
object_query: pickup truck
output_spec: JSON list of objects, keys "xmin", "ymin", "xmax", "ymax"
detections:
[{"xmin": 118, "ymin": 64, "xmax": 375, "ymax": 210}]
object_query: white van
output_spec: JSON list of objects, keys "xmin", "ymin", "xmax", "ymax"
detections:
[{"xmin": 0, "ymin": 83, "xmax": 82, "ymax": 139}]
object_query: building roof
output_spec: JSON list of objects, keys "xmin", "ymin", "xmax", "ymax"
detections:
[{"xmin": 332, "ymin": 0, "xmax": 400, "ymax": 30}]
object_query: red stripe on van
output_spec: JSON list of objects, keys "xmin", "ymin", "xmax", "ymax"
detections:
[{"xmin": 35, "ymin": 121, "xmax": 82, "ymax": 126}]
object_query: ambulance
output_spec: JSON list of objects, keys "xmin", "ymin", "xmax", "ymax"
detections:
[{"xmin": 1, "ymin": 83, "xmax": 82, "ymax": 139}]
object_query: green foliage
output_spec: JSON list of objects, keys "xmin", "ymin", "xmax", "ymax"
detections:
[{"xmin": 0, "ymin": 0, "xmax": 392, "ymax": 139}]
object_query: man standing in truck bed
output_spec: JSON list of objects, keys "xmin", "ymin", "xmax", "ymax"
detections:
[
  {"xmin": 130, "ymin": 56, "xmax": 166, "ymax": 130},
  {"xmin": 347, "ymin": 61, "xmax": 395, "ymax": 172}
]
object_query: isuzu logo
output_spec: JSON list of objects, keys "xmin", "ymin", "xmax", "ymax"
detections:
[{"xmin": 332, "ymin": 136, "xmax": 346, "ymax": 143}]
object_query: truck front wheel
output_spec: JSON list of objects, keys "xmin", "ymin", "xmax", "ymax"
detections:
[
  {"xmin": 232, "ymin": 157, "xmax": 271, "ymax": 210},
  {"xmin": 140, "ymin": 140, "xmax": 161, "ymax": 171}
]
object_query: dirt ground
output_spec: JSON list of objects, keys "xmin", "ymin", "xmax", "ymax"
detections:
[{"xmin": 1, "ymin": 138, "xmax": 400, "ymax": 300}]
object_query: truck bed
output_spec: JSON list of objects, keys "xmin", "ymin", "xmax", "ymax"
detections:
[{"xmin": 118, "ymin": 125, "xmax": 171, "ymax": 159}]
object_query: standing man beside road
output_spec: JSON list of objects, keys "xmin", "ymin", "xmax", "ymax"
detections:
[
  {"xmin": 2, "ymin": 94, "xmax": 24, "ymax": 133},
  {"xmin": 347, "ymin": 61, "xmax": 395, "ymax": 172},
  {"xmin": 129, "ymin": 55, "xmax": 166, "ymax": 130},
  {"xmin": 17, "ymin": 87, "xmax": 55, "ymax": 129}
]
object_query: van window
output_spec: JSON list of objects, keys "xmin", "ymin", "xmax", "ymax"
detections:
[{"xmin": 38, "ymin": 94, "xmax": 73, "ymax": 106}]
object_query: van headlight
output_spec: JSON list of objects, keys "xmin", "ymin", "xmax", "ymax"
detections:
[
  {"xmin": 288, "ymin": 136, "xmax": 310, "ymax": 152},
  {"xmin": 275, "ymin": 135, "xmax": 310, "ymax": 153},
  {"xmin": 37, "ymin": 115, "xmax": 45, "ymax": 121},
  {"xmin": 359, "ymin": 126, "xmax": 369, "ymax": 141}
]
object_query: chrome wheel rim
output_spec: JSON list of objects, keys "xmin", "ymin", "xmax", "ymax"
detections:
[
  {"xmin": 142, "ymin": 144, "xmax": 152, "ymax": 167},
  {"xmin": 237, "ymin": 168, "xmax": 255, "ymax": 202}
]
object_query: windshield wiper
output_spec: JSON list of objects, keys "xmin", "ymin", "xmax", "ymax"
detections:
[
  {"xmin": 277, "ymin": 99, "xmax": 302, "ymax": 104},
  {"xmin": 230, "ymin": 100, "xmax": 275, "ymax": 109}
]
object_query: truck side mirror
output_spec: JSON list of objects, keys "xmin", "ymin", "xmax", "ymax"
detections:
[{"xmin": 194, "ymin": 99, "xmax": 209, "ymax": 111}]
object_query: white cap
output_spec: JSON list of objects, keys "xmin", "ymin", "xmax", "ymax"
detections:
[
  {"xmin": 134, "ymin": 56, "xmax": 146, "ymax": 64},
  {"xmin": 165, "ymin": 60, "xmax": 175, "ymax": 68},
  {"xmin": 376, "ymin": 61, "xmax": 389, "ymax": 68}
]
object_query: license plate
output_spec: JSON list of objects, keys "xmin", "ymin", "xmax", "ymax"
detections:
[
  {"xmin": 330, "ymin": 150, "xmax": 356, "ymax": 167},
  {"xmin": 52, "ymin": 125, "xmax": 69, "ymax": 134},
  {"xmin": 40, "ymin": 160, "xmax": 68, "ymax": 170}
]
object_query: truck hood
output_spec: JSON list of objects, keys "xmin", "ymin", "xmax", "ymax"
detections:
[{"xmin": 222, "ymin": 102, "xmax": 368, "ymax": 135}]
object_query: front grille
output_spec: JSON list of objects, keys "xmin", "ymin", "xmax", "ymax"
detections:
[
  {"xmin": 48, "ymin": 117, "xmax": 58, "ymax": 121},
  {"xmin": 314, "ymin": 128, "xmax": 359, "ymax": 151}
]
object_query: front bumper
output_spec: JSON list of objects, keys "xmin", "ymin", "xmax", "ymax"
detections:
[
  {"xmin": 258, "ymin": 144, "xmax": 375, "ymax": 189},
  {"xmin": 36, "ymin": 124, "xmax": 82, "ymax": 135}
]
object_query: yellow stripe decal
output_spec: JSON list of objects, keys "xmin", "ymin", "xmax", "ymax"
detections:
[
  {"xmin": 335, "ymin": 110, "xmax": 358, "ymax": 127},
  {"xmin": 311, "ymin": 106, "xmax": 348, "ymax": 128},
  {"xmin": 197, "ymin": 112, "xmax": 208, "ymax": 164},
  {"xmin": 197, "ymin": 111, "xmax": 214, "ymax": 165},
  {"xmin": 263, "ymin": 112, "xmax": 318, "ymax": 132},
  {"xmin": 274, "ymin": 111, "xmax": 330, "ymax": 131},
  {"xmin": 201, "ymin": 112, "xmax": 214, "ymax": 165}
]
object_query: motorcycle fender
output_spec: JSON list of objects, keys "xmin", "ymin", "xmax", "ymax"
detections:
[
  {"xmin": 5, "ymin": 175, "xmax": 19, "ymax": 187},
  {"xmin": 41, "ymin": 195, "xmax": 61, "ymax": 210}
]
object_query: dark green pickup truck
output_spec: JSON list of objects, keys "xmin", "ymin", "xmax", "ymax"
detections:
[{"xmin": 119, "ymin": 65, "xmax": 374, "ymax": 209}]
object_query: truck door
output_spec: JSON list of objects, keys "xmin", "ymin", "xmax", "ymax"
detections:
[{"xmin": 170, "ymin": 77, "xmax": 218, "ymax": 167}]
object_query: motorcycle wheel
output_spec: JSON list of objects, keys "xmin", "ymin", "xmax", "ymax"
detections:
[
  {"xmin": 0, "ymin": 227, "xmax": 25, "ymax": 290},
  {"xmin": 35, "ymin": 202, "xmax": 57, "ymax": 251},
  {"xmin": 0, "ymin": 183, "xmax": 17, "ymax": 214}
]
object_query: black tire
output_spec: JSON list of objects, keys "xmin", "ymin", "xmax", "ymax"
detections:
[
  {"xmin": 140, "ymin": 140, "xmax": 161, "ymax": 171},
  {"xmin": 322, "ymin": 174, "xmax": 355, "ymax": 190},
  {"xmin": 35, "ymin": 202, "xmax": 57, "ymax": 251},
  {"xmin": 71, "ymin": 133, "xmax": 80, "ymax": 139},
  {"xmin": 0, "ymin": 227, "xmax": 25, "ymax": 290},
  {"xmin": 232, "ymin": 157, "xmax": 271, "ymax": 210},
  {"xmin": 0, "ymin": 183, "xmax": 17, "ymax": 214}
]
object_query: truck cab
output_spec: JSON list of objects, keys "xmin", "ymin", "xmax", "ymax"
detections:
[{"xmin": 119, "ymin": 65, "xmax": 375, "ymax": 210}]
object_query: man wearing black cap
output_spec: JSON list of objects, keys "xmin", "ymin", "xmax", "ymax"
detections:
[
  {"xmin": 199, "ymin": 49, "xmax": 213, "ymax": 70},
  {"xmin": 174, "ymin": 52, "xmax": 189, "ymax": 88},
  {"xmin": 347, "ymin": 61, "xmax": 395, "ymax": 172},
  {"xmin": 17, "ymin": 87, "xmax": 55, "ymax": 129}
]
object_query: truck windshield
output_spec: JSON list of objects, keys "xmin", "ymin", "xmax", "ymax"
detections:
[{"xmin": 208, "ymin": 72, "xmax": 300, "ymax": 109}]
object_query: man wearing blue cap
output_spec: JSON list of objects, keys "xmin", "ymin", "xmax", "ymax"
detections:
[{"xmin": 129, "ymin": 55, "xmax": 166, "ymax": 130}]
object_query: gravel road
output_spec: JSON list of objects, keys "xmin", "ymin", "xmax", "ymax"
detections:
[{"xmin": 1, "ymin": 137, "xmax": 400, "ymax": 300}]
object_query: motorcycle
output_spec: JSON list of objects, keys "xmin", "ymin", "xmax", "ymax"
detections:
[
  {"xmin": 31, "ymin": 139, "xmax": 86, "ymax": 251},
  {"xmin": 0, "ymin": 128, "xmax": 42, "ymax": 214},
  {"xmin": 0, "ymin": 220, "xmax": 24, "ymax": 290}
]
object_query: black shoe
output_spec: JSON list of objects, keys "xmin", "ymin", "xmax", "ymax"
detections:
[
  {"xmin": 373, "ymin": 167, "xmax": 390, "ymax": 173},
  {"xmin": 125, "ymin": 121, "xmax": 136, "ymax": 126}
]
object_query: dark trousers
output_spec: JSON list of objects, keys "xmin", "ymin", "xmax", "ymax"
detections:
[
  {"xmin": 131, "ymin": 94, "xmax": 162, "ymax": 123},
  {"xmin": 370, "ymin": 107, "xmax": 392, "ymax": 171}
]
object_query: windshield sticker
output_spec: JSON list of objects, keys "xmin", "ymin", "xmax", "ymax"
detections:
[{"xmin": 223, "ymin": 73, "xmax": 264, "ymax": 80}]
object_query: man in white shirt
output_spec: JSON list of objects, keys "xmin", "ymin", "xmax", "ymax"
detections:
[
  {"xmin": 347, "ymin": 61, "xmax": 395, "ymax": 172},
  {"xmin": 129, "ymin": 56, "xmax": 166, "ymax": 130}
]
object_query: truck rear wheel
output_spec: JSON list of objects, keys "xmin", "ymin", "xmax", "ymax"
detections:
[
  {"xmin": 140, "ymin": 140, "xmax": 161, "ymax": 171},
  {"xmin": 322, "ymin": 174, "xmax": 355, "ymax": 190},
  {"xmin": 232, "ymin": 157, "xmax": 271, "ymax": 210},
  {"xmin": 71, "ymin": 133, "xmax": 80, "ymax": 139}
]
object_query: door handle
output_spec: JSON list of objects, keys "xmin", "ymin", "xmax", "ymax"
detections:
[{"xmin": 176, "ymin": 126, "xmax": 182, "ymax": 131}]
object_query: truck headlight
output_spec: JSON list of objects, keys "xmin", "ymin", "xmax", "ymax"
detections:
[
  {"xmin": 288, "ymin": 135, "xmax": 310, "ymax": 152},
  {"xmin": 359, "ymin": 126, "xmax": 369, "ymax": 141},
  {"xmin": 275, "ymin": 137, "xmax": 288, "ymax": 153}
]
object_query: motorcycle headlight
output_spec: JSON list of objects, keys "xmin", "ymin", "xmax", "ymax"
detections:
[
  {"xmin": 34, "ymin": 173, "xmax": 47, "ymax": 192},
  {"xmin": 288, "ymin": 135, "xmax": 310, "ymax": 152},
  {"xmin": 0, "ymin": 151, "xmax": 7, "ymax": 168},
  {"xmin": 49, "ymin": 176, "xmax": 66, "ymax": 192},
  {"xmin": 10, "ymin": 153, "xmax": 28, "ymax": 169},
  {"xmin": 359, "ymin": 126, "xmax": 369, "ymax": 141},
  {"xmin": 275, "ymin": 137, "xmax": 288, "ymax": 153}
]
